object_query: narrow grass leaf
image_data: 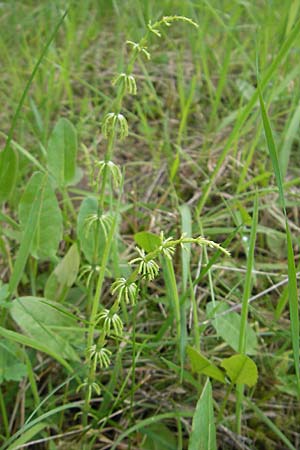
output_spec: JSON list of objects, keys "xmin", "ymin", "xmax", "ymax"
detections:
[
  {"xmin": 196, "ymin": 17, "xmax": 300, "ymax": 215},
  {"xmin": 238, "ymin": 193, "xmax": 258, "ymax": 355},
  {"xmin": 246, "ymin": 399, "xmax": 296, "ymax": 450},
  {"xmin": 235, "ymin": 193, "xmax": 258, "ymax": 431},
  {"xmin": 1, "ymin": 401, "xmax": 81, "ymax": 450},
  {"xmin": 110, "ymin": 411, "xmax": 193, "ymax": 450},
  {"xmin": 3, "ymin": 9, "xmax": 68, "ymax": 153},
  {"xmin": 141, "ymin": 424, "xmax": 177, "ymax": 450},
  {"xmin": 258, "ymin": 87, "xmax": 300, "ymax": 397},
  {"xmin": 279, "ymin": 103, "xmax": 300, "ymax": 178},
  {"xmin": 163, "ymin": 257, "xmax": 184, "ymax": 377},
  {"xmin": 0, "ymin": 326, "xmax": 73, "ymax": 373},
  {"xmin": 188, "ymin": 379, "xmax": 217, "ymax": 450},
  {"xmin": 258, "ymin": 89, "xmax": 285, "ymax": 210},
  {"xmin": 285, "ymin": 0, "xmax": 300, "ymax": 36},
  {"xmin": 286, "ymin": 224, "xmax": 300, "ymax": 395},
  {"xmin": 179, "ymin": 204, "xmax": 192, "ymax": 292},
  {"xmin": 6, "ymin": 423, "xmax": 49, "ymax": 450}
]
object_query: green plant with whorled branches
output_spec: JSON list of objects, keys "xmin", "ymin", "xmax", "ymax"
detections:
[{"xmin": 78, "ymin": 15, "xmax": 233, "ymax": 429}]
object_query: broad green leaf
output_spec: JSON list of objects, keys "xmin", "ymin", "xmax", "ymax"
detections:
[
  {"xmin": 10, "ymin": 296, "xmax": 79, "ymax": 361},
  {"xmin": 44, "ymin": 244, "xmax": 80, "ymax": 301},
  {"xmin": 0, "ymin": 146, "xmax": 18, "ymax": 203},
  {"xmin": 187, "ymin": 346, "xmax": 225, "ymax": 383},
  {"xmin": 221, "ymin": 354, "xmax": 258, "ymax": 386},
  {"xmin": 47, "ymin": 118, "xmax": 78, "ymax": 186},
  {"xmin": 0, "ymin": 341, "xmax": 27, "ymax": 383},
  {"xmin": 9, "ymin": 173, "xmax": 49, "ymax": 294},
  {"xmin": 207, "ymin": 301, "xmax": 258, "ymax": 355},
  {"xmin": 77, "ymin": 196, "xmax": 106, "ymax": 264},
  {"xmin": 0, "ymin": 326, "xmax": 73, "ymax": 372},
  {"xmin": 134, "ymin": 231, "xmax": 161, "ymax": 253},
  {"xmin": 188, "ymin": 379, "xmax": 217, "ymax": 450},
  {"xmin": 141, "ymin": 423, "xmax": 177, "ymax": 450},
  {"xmin": 19, "ymin": 172, "xmax": 62, "ymax": 259}
]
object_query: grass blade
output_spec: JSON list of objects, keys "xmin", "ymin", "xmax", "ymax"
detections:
[
  {"xmin": 258, "ymin": 87, "xmax": 300, "ymax": 397},
  {"xmin": 236, "ymin": 193, "xmax": 258, "ymax": 432},
  {"xmin": 279, "ymin": 103, "xmax": 300, "ymax": 178},
  {"xmin": 110, "ymin": 411, "xmax": 193, "ymax": 450},
  {"xmin": 238, "ymin": 194, "xmax": 258, "ymax": 355},
  {"xmin": 179, "ymin": 203, "xmax": 192, "ymax": 292},
  {"xmin": 3, "ymin": 9, "xmax": 68, "ymax": 153},
  {"xmin": 8, "ymin": 174, "xmax": 47, "ymax": 295},
  {"xmin": 196, "ymin": 16, "xmax": 300, "ymax": 216},
  {"xmin": 163, "ymin": 257, "xmax": 185, "ymax": 379},
  {"xmin": 6, "ymin": 423, "xmax": 48, "ymax": 450},
  {"xmin": 0, "ymin": 326, "xmax": 73, "ymax": 373},
  {"xmin": 1, "ymin": 401, "xmax": 82, "ymax": 450},
  {"xmin": 246, "ymin": 399, "xmax": 296, "ymax": 450}
]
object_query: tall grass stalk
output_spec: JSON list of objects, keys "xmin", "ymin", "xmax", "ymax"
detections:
[
  {"xmin": 258, "ymin": 83, "xmax": 300, "ymax": 398},
  {"xmin": 236, "ymin": 194, "xmax": 258, "ymax": 433}
]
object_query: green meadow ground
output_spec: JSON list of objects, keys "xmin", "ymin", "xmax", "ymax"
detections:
[{"xmin": 0, "ymin": 0, "xmax": 300, "ymax": 448}]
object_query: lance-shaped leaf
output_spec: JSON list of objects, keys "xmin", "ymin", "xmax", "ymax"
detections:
[
  {"xmin": 19, "ymin": 172, "xmax": 62, "ymax": 259},
  {"xmin": 44, "ymin": 244, "xmax": 80, "ymax": 302},
  {"xmin": 10, "ymin": 296, "xmax": 79, "ymax": 361},
  {"xmin": 188, "ymin": 379, "xmax": 217, "ymax": 450},
  {"xmin": 47, "ymin": 118, "xmax": 78, "ymax": 186},
  {"xmin": 0, "ymin": 146, "xmax": 18, "ymax": 203}
]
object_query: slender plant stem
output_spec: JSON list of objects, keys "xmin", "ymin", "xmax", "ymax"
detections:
[
  {"xmin": 0, "ymin": 388, "xmax": 9, "ymax": 438},
  {"xmin": 217, "ymin": 383, "xmax": 234, "ymax": 424}
]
